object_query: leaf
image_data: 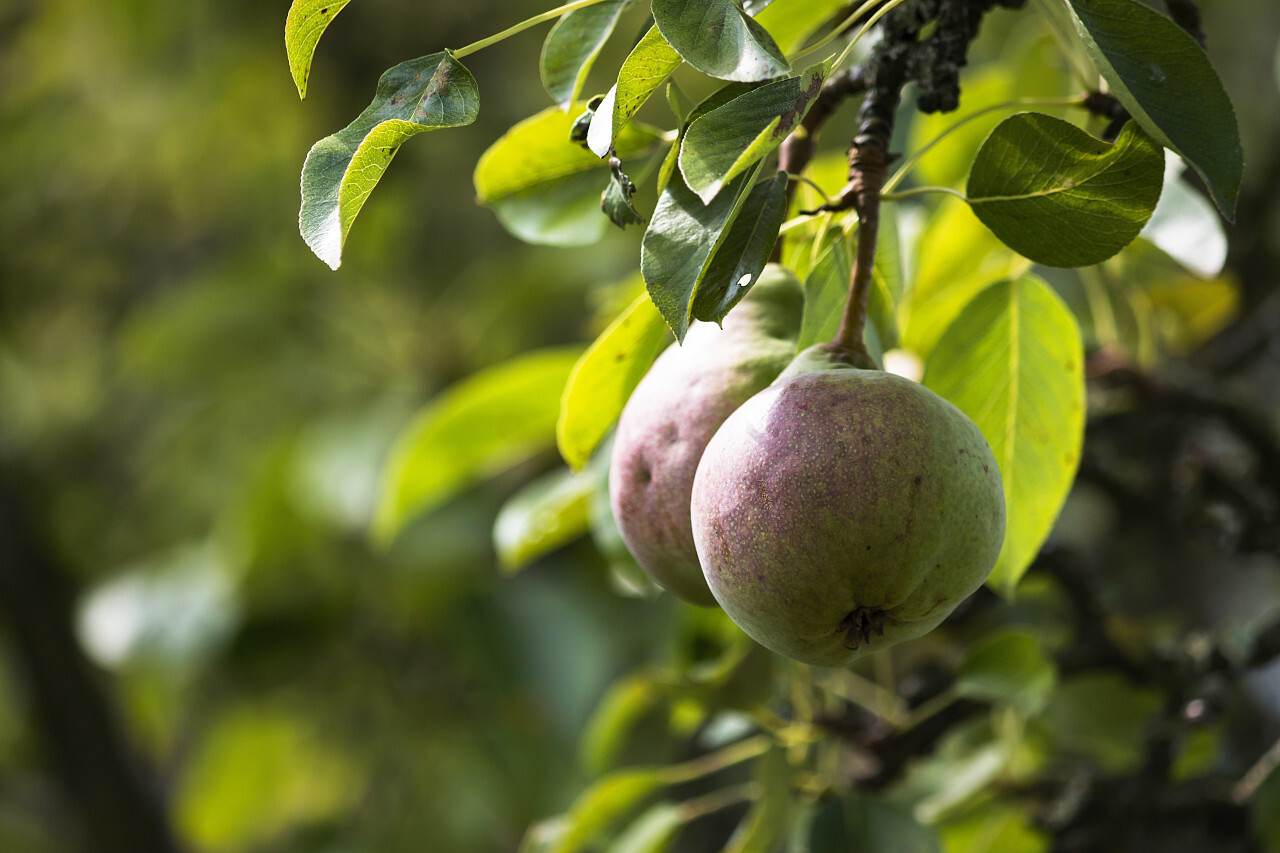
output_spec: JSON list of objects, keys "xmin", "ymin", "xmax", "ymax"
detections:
[
  {"xmin": 602, "ymin": 161, "xmax": 647, "ymax": 228},
  {"xmin": 679, "ymin": 64, "xmax": 827, "ymax": 203},
  {"xmin": 652, "ymin": 0, "xmax": 790, "ymax": 82},
  {"xmin": 899, "ymin": 198, "xmax": 1019, "ymax": 359},
  {"xmin": 606, "ymin": 803, "xmax": 686, "ymax": 853},
  {"xmin": 580, "ymin": 673, "xmax": 667, "ymax": 775},
  {"xmin": 1065, "ymin": 0, "xmax": 1243, "ymax": 218},
  {"xmin": 300, "ymin": 52, "xmax": 479, "ymax": 269},
  {"xmin": 588, "ymin": 26, "xmax": 684, "ymax": 157},
  {"xmin": 922, "ymin": 276, "xmax": 1085, "ymax": 593},
  {"xmin": 1250, "ymin": 763, "xmax": 1280, "ymax": 852},
  {"xmin": 1041, "ymin": 673, "xmax": 1163, "ymax": 773},
  {"xmin": 541, "ymin": 1, "xmax": 631, "ymax": 109},
  {"xmin": 475, "ymin": 104, "xmax": 660, "ymax": 246},
  {"xmin": 888, "ymin": 720, "xmax": 1011, "ymax": 823},
  {"xmin": 475, "ymin": 104, "xmax": 660, "ymax": 203},
  {"xmin": 955, "ymin": 629, "xmax": 1057, "ymax": 715},
  {"xmin": 939, "ymin": 803, "xmax": 1048, "ymax": 853},
  {"xmin": 550, "ymin": 768, "xmax": 672, "ymax": 853},
  {"xmin": 374, "ymin": 347, "xmax": 582, "ymax": 544},
  {"xmin": 558, "ymin": 292, "xmax": 671, "ymax": 471},
  {"xmin": 796, "ymin": 230, "xmax": 885, "ymax": 363},
  {"xmin": 284, "ymin": 0, "xmax": 353, "ymax": 99},
  {"xmin": 639, "ymin": 167, "xmax": 761, "ymax": 341},
  {"xmin": 808, "ymin": 794, "xmax": 941, "ymax": 853},
  {"xmin": 492, "ymin": 170, "xmax": 615, "ymax": 246},
  {"xmin": 753, "ymin": 0, "xmax": 850, "ymax": 54},
  {"xmin": 694, "ymin": 171, "xmax": 791, "ymax": 323},
  {"xmin": 493, "ymin": 466, "xmax": 594, "ymax": 573},
  {"xmin": 1139, "ymin": 151, "xmax": 1227, "ymax": 278},
  {"xmin": 966, "ymin": 113, "xmax": 1164, "ymax": 268},
  {"xmin": 725, "ymin": 748, "xmax": 791, "ymax": 853}
]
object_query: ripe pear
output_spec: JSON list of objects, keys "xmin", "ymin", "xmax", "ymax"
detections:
[
  {"xmin": 609, "ymin": 265, "xmax": 804, "ymax": 606},
  {"xmin": 690, "ymin": 343, "xmax": 1005, "ymax": 665}
]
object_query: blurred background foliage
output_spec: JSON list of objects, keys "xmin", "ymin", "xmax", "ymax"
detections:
[{"xmin": 1, "ymin": 1, "xmax": 1279, "ymax": 852}]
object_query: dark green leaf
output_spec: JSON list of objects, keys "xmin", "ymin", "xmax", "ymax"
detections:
[
  {"xmin": 541, "ymin": 1, "xmax": 631, "ymax": 109},
  {"xmin": 300, "ymin": 52, "xmax": 479, "ymax": 269},
  {"xmin": 955, "ymin": 629, "xmax": 1057, "ymax": 715},
  {"xmin": 680, "ymin": 64, "xmax": 827, "ymax": 203},
  {"xmin": 639, "ymin": 168, "xmax": 762, "ymax": 341},
  {"xmin": 808, "ymin": 793, "xmax": 941, "ymax": 853},
  {"xmin": 1041, "ymin": 673, "xmax": 1163, "ymax": 773},
  {"xmin": 1066, "ymin": 0, "xmax": 1243, "ymax": 218},
  {"xmin": 374, "ymin": 347, "xmax": 582, "ymax": 544},
  {"xmin": 1250, "ymin": 763, "xmax": 1280, "ymax": 852},
  {"xmin": 922, "ymin": 276, "xmax": 1085, "ymax": 594},
  {"xmin": 493, "ymin": 467, "xmax": 594, "ymax": 573},
  {"xmin": 694, "ymin": 172, "xmax": 790, "ymax": 324},
  {"xmin": 966, "ymin": 113, "xmax": 1164, "ymax": 268},
  {"xmin": 284, "ymin": 0, "xmax": 352, "ymax": 99},
  {"xmin": 651, "ymin": 0, "xmax": 790, "ymax": 82},
  {"xmin": 588, "ymin": 26, "xmax": 683, "ymax": 157},
  {"xmin": 602, "ymin": 161, "xmax": 647, "ymax": 228},
  {"xmin": 557, "ymin": 291, "xmax": 670, "ymax": 471}
]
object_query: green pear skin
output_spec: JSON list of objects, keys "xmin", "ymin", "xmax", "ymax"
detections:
[
  {"xmin": 609, "ymin": 265, "xmax": 804, "ymax": 606},
  {"xmin": 690, "ymin": 343, "xmax": 1005, "ymax": 664}
]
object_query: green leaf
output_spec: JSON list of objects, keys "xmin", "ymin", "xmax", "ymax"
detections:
[
  {"xmin": 475, "ymin": 103, "xmax": 660, "ymax": 246},
  {"xmin": 606, "ymin": 802, "xmax": 686, "ymax": 853},
  {"xmin": 602, "ymin": 161, "xmax": 647, "ymax": 228},
  {"xmin": 550, "ymin": 768, "xmax": 672, "ymax": 853},
  {"xmin": 475, "ymin": 104, "xmax": 660, "ymax": 203},
  {"xmin": 493, "ymin": 466, "xmax": 594, "ymax": 573},
  {"xmin": 1065, "ymin": 0, "xmax": 1243, "ymax": 218},
  {"xmin": 588, "ymin": 26, "xmax": 684, "ymax": 157},
  {"xmin": 639, "ymin": 167, "xmax": 763, "ymax": 341},
  {"xmin": 652, "ymin": 0, "xmax": 790, "ymax": 82},
  {"xmin": 1040, "ymin": 673, "xmax": 1163, "ymax": 773},
  {"xmin": 725, "ymin": 748, "xmax": 791, "ymax": 853},
  {"xmin": 922, "ymin": 276, "xmax": 1085, "ymax": 593},
  {"xmin": 557, "ymin": 292, "xmax": 671, "ymax": 471},
  {"xmin": 300, "ymin": 52, "xmax": 479, "ymax": 269},
  {"xmin": 541, "ymin": 1, "xmax": 631, "ymax": 109},
  {"xmin": 694, "ymin": 171, "xmax": 791, "ymax": 324},
  {"xmin": 1251, "ymin": 763, "xmax": 1280, "ymax": 852},
  {"xmin": 580, "ymin": 673, "xmax": 667, "ymax": 775},
  {"xmin": 899, "ymin": 198, "xmax": 1019, "ymax": 359},
  {"xmin": 753, "ymin": 0, "xmax": 850, "ymax": 54},
  {"xmin": 374, "ymin": 347, "xmax": 582, "ymax": 544},
  {"xmin": 955, "ymin": 629, "xmax": 1057, "ymax": 715},
  {"xmin": 284, "ymin": 0, "xmax": 352, "ymax": 99},
  {"xmin": 808, "ymin": 794, "xmax": 941, "ymax": 853},
  {"xmin": 796, "ymin": 230, "xmax": 885, "ymax": 363},
  {"xmin": 966, "ymin": 113, "xmax": 1164, "ymax": 268},
  {"xmin": 679, "ymin": 64, "xmax": 827, "ymax": 203},
  {"xmin": 939, "ymin": 803, "xmax": 1048, "ymax": 853}
]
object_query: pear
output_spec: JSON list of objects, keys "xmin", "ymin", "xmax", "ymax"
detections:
[
  {"xmin": 609, "ymin": 265, "xmax": 804, "ymax": 606},
  {"xmin": 690, "ymin": 343, "xmax": 1005, "ymax": 664}
]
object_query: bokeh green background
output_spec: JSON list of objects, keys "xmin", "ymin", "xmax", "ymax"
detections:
[{"xmin": 2, "ymin": 1, "xmax": 1278, "ymax": 851}]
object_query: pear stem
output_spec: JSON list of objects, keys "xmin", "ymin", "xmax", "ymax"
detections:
[{"xmin": 830, "ymin": 35, "xmax": 907, "ymax": 357}]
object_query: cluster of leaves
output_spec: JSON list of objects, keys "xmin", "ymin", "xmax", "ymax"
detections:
[{"xmin": 284, "ymin": 0, "xmax": 1257, "ymax": 849}]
